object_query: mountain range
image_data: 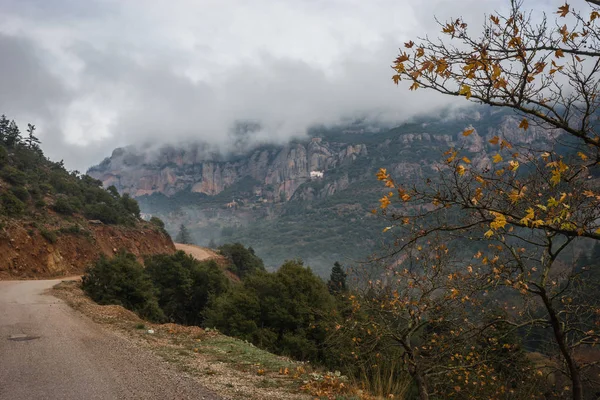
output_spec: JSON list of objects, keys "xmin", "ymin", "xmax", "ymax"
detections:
[{"xmin": 88, "ymin": 107, "xmax": 552, "ymax": 276}]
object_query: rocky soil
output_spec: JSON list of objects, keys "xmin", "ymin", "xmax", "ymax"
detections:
[{"xmin": 0, "ymin": 221, "xmax": 175, "ymax": 279}]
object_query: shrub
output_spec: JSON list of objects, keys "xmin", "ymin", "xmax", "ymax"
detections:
[
  {"xmin": 1, "ymin": 166, "xmax": 27, "ymax": 185},
  {"xmin": 205, "ymin": 259, "xmax": 335, "ymax": 362},
  {"xmin": 218, "ymin": 243, "xmax": 265, "ymax": 278},
  {"xmin": 120, "ymin": 193, "xmax": 140, "ymax": 218},
  {"xmin": 39, "ymin": 228, "xmax": 57, "ymax": 244},
  {"xmin": 1, "ymin": 192, "xmax": 25, "ymax": 216},
  {"xmin": 10, "ymin": 185, "xmax": 29, "ymax": 202},
  {"xmin": 28, "ymin": 185, "xmax": 42, "ymax": 200},
  {"xmin": 68, "ymin": 196, "xmax": 83, "ymax": 212},
  {"xmin": 149, "ymin": 216, "xmax": 165, "ymax": 229},
  {"xmin": 39, "ymin": 183, "xmax": 53, "ymax": 195},
  {"xmin": 35, "ymin": 199, "xmax": 46, "ymax": 208},
  {"xmin": 58, "ymin": 224, "xmax": 86, "ymax": 235},
  {"xmin": 144, "ymin": 251, "xmax": 229, "ymax": 325},
  {"xmin": 82, "ymin": 252, "xmax": 164, "ymax": 322},
  {"xmin": 52, "ymin": 197, "xmax": 75, "ymax": 215},
  {"xmin": 83, "ymin": 203, "xmax": 121, "ymax": 224}
]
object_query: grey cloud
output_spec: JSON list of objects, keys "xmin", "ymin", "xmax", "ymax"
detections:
[
  {"xmin": 0, "ymin": 34, "xmax": 69, "ymax": 118},
  {"xmin": 0, "ymin": 0, "xmax": 522, "ymax": 171}
]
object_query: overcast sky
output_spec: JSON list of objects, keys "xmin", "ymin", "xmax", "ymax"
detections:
[{"xmin": 0, "ymin": 0, "xmax": 555, "ymax": 170}]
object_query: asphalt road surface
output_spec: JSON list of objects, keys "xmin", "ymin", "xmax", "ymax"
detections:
[{"xmin": 0, "ymin": 279, "xmax": 220, "ymax": 400}]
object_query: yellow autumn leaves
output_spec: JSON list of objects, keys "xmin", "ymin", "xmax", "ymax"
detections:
[
  {"xmin": 485, "ymin": 212, "xmax": 508, "ymax": 238},
  {"xmin": 376, "ymin": 168, "xmax": 410, "ymax": 211}
]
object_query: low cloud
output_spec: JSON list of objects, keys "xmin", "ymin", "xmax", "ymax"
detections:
[{"xmin": 0, "ymin": 0, "xmax": 543, "ymax": 170}]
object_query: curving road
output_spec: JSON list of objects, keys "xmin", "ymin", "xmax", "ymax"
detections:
[{"xmin": 0, "ymin": 279, "xmax": 220, "ymax": 400}]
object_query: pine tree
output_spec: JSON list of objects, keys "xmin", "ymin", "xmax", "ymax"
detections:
[
  {"xmin": 327, "ymin": 261, "xmax": 347, "ymax": 294},
  {"xmin": 25, "ymin": 124, "xmax": 41, "ymax": 151},
  {"xmin": 175, "ymin": 224, "xmax": 193, "ymax": 244},
  {"xmin": 0, "ymin": 115, "xmax": 9, "ymax": 143},
  {"xmin": 5, "ymin": 120, "xmax": 21, "ymax": 148},
  {"xmin": 6, "ymin": 120, "xmax": 21, "ymax": 147}
]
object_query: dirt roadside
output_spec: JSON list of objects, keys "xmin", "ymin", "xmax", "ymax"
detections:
[{"xmin": 174, "ymin": 243, "xmax": 220, "ymax": 261}]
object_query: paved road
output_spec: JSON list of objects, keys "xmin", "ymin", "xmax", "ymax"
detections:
[{"xmin": 0, "ymin": 279, "xmax": 220, "ymax": 400}]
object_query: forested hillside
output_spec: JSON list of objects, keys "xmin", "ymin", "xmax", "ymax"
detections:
[{"xmin": 0, "ymin": 116, "xmax": 174, "ymax": 278}]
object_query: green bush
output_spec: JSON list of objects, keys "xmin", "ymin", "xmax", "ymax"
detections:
[
  {"xmin": 83, "ymin": 203, "xmax": 121, "ymax": 224},
  {"xmin": 39, "ymin": 183, "xmax": 53, "ymax": 195},
  {"xmin": 205, "ymin": 259, "xmax": 335, "ymax": 362},
  {"xmin": 120, "ymin": 193, "xmax": 140, "ymax": 218},
  {"xmin": 1, "ymin": 192, "xmax": 25, "ymax": 216},
  {"xmin": 1, "ymin": 166, "xmax": 27, "ymax": 185},
  {"xmin": 219, "ymin": 243, "xmax": 266, "ymax": 278},
  {"xmin": 58, "ymin": 224, "xmax": 87, "ymax": 236},
  {"xmin": 82, "ymin": 252, "xmax": 165, "ymax": 322},
  {"xmin": 28, "ymin": 185, "xmax": 42, "ymax": 200},
  {"xmin": 10, "ymin": 185, "xmax": 29, "ymax": 202},
  {"xmin": 68, "ymin": 196, "xmax": 83, "ymax": 212},
  {"xmin": 144, "ymin": 251, "xmax": 229, "ymax": 325},
  {"xmin": 52, "ymin": 197, "xmax": 75, "ymax": 215},
  {"xmin": 39, "ymin": 228, "xmax": 57, "ymax": 244},
  {"xmin": 150, "ymin": 216, "xmax": 165, "ymax": 229}
]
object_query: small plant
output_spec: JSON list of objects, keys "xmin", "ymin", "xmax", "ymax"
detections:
[
  {"xmin": 301, "ymin": 372, "xmax": 354, "ymax": 399},
  {"xmin": 1, "ymin": 166, "xmax": 27, "ymax": 185},
  {"xmin": 10, "ymin": 186, "xmax": 29, "ymax": 202},
  {"xmin": 1, "ymin": 192, "xmax": 25, "ymax": 216},
  {"xmin": 135, "ymin": 323, "xmax": 146, "ymax": 330},
  {"xmin": 39, "ymin": 183, "xmax": 53, "ymax": 195},
  {"xmin": 52, "ymin": 197, "xmax": 75, "ymax": 215},
  {"xmin": 150, "ymin": 216, "xmax": 165, "ymax": 229},
  {"xmin": 58, "ymin": 224, "xmax": 82, "ymax": 235},
  {"xmin": 39, "ymin": 228, "xmax": 58, "ymax": 244}
]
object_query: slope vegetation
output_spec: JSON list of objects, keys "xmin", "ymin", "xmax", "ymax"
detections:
[{"xmin": 0, "ymin": 115, "xmax": 175, "ymax": 279}]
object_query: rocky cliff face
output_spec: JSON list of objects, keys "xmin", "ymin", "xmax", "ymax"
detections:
[
  {"xmin": 88, "ymin": 139, "xmax": 368, "ymax": 202},
  {"xmin": 88, "ymin": 109, "xmax": 556, "ymax": 213}
]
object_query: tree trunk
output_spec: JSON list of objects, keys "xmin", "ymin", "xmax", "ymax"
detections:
[
  {"xmin": 413, "ymin": 368, "xmax": 430, "ymax": 400},
  {"xmin": 404, "ymin": 348, "xmax": 429, "ymax": 400},
  {"xmin": 541, "ymin": 291, "xmax": 583, "ymax": 400}
]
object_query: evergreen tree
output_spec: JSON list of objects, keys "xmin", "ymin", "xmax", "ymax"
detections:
[
  {"xmin": 106, "ymin": 185, "xmax": 120, "ymax": 198},
  {"xmin": 25, "ymin": 124, "xmax": 41, "ymax": 151},
  {"xmin": 0, "ymin": 115, "xmax": 9, "ymax": 143},
  {"xmin": 327, "ymin": 261, "xmax": 347, "ymax": 294},
  {"xmin": 175, "ymin": 224, "xmax": 193, "ymax": 244},
  {"xmin": 218, "ymin": 242, "xmax": 265, "ymax": 278},
  {"xmin": 5, "ymin": 120, "xmax": 22, "ymax": 148}
]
